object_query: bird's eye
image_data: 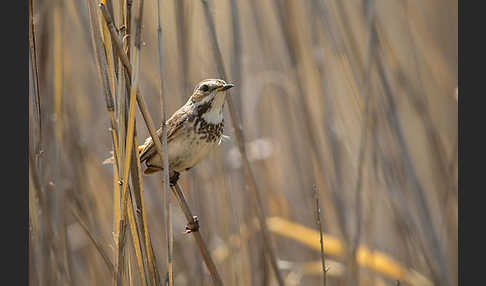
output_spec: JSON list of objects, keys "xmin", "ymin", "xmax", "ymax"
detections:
[{"xmin": 200, "ymin": 84, "xmax": 209, "ymax": 92}]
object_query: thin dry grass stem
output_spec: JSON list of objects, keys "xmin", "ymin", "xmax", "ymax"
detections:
[
  {"xmin": 171, "ymin": 182, "xmax": 224, "ymax": 286},
  {"xmin": 379, "ymin": 10, "xmax": 457, "ymax": 210},
  {"xmin": 230, "ymin": 0, "xmax": 242, "ymax": 118},
  {"xmin": 126, "ymin": 190, "xmax": 148, "ymax": 286},
  {"xmin": 113, "ymin": 5, "xmax": 126, "ymax": 280},
  {"xmin": 130, "ymin": 2, "xmax": 161, "ymax": 284},
  {"xmin": 28, "ymin": 163, "xmax": 38, "ymax": 284},
  {"xmin": 209, "ymin": 216, "xmax": 433, "ymax": 285},
  {"xmin": 268, "ymin": 217, "xmax": 433, "ymax": 285},
  {"xmin": 53, "ymin": 1, "xmax": 63, "ymax": 146},
  {"xmin": 113, "ymin": 0, "xmax": 129, "ymax": 286},
  {"xmin": 90, "ymin": 1, "xmax": 140, "ymax": 283},
  {"xmin": 112, "ymin": 146, "xmax": 121, "ymax": 284},
  {"xmin": 29, "ymin": 0, "xmax": 42, "ymax": 160},
  {"xmin": 100, "ymin": 3, "xmax": 132, "ymax": 74},
  {"xmin": 348, "ymin": 2, "xmax": 376, "ymax": 283},
  {"xmin": 127, "ymin": 247, "xmax": 133, "ymax": 285},
  {"xmin": 101, "ymin": 6, "xmax": 116, "ymax": 93},
  {"xmin": 276, "ymin": 0, "xmax": 352, "ymax": 248},
  {"xmin": 226, "ymin": 5, "xmax": 245, "ymax": 283},
  {"xmin": 313, "ymin": 185, "xmax": 327, "ymax": 286},
  {"xmin": 100, "ymin": 4, "xmax": 224, "ymax": 285},
  {"xmin": 126, "ymin": 0, "xmax": 133, "ymax": 54},
  {"xmin": 174, "ymin": 0, "xmax": 190, "ymax": 99},
  {"xmin": 70, "ymin": 203, "xmax": 115, "ymax": 273},
  {"xmin": 97, "ymin": 6, "xmax": 123, "ymax": 283},
  {"xmin": 29, "ymin": 148, "xmax": 46, "ymax": 283},
  {"xmin": 114, "ymin": 67, "xmax": 124, "ymax": 285},
  {"xmin": 155, "ymin": 0, "xmax": 174, "ymax": 285},
  {"xmin": 86, "ymin": 0, "xmax": 127, "ymax": 283},
  {"xmin": 200, "ymin": 1, "xmax": 285, "ymax": 285},
  {"xmin": 114, "ymin": 1, "xmax": 152, "ymax": 284},
  {"xmin": 53, "ymin": 2, "xmax": 73, "ymax": 284},
  {"xmin": 373, "ymin": 39, "xmax": 450, "ymax": 286},
  {"xmin": 375, "ymin": 37, "xmax": 451, "ymax": 285},
  {"xmin": 86, "ymin": 0, "xmax": 114, "ymax": 112},
  {"xmin": 132, "ymin": 136, "xmax": 159, "ymax": 286},
  {"xmin": 379, "ymin": 16, "xmax": 458, "ymax": 275}
]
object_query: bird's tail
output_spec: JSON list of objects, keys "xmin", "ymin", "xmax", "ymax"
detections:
[{"xmin": 102, "ymin": 145, "xmax": 145, "ymax": 165}]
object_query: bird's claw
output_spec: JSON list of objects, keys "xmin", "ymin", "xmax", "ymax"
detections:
[
  {"xmin": 184, "ymin": 216, "xmax": 200, "ymax": 234},
  {"xmin": 169, "ymin": 171, "xmax": 180, "ymax": 186}
]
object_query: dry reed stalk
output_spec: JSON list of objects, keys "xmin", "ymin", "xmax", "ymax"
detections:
[
  {"xmin": 313, "ymin": 185, "xmax": 327, "ymax": 286},
  {"xmin": 209, "ymin": 215, "xmax": 432, "ymax": 285},
  {"xmin": 113, "ymin": 3, "xmax": 126, "ymax": 280},
  {"xmin": 230, "ymin": 0, "xmax": 242, "ymax": 120},
  {"xmin": 200, "ymin": 1, "xmax": 285, "ymax": 285},
  {"xmin": 28, "ymin": 149, "xmax": 44, "ymax": 284},
  {"xmin": 373, "ymin": 23, "xmax": 451, "ymax": 285},
  {"xmin": 171, "ymin": 183, "xmax": 224, "ymax": 286},
  {"xmin": 378, "ymin": 18, "xmax": 457, "ymax": 282},
  {"xmin": 112, "ymin": 144, "xmax": 122, "ymax": 283},
  {"xmin": 100, "ymin": 3, "xmax": 116, "ymax": 93},
  {"xmin": 100, "ymin": 4, "xmax": 224, "ymax": 285},
  {"xmin": 114, "ymin": 1, "xmax": 149, "ymax": 283},
  {"xmin": 274, "ymin": 0, "xmax": 353, "ymax": 251},
  {"xmin": 88, "ymin": 1, "xmax": 153, "ymax": 284},
  {"xmin": 53, "ymin": 2, "xmax": 63, "ymax": 145},
  {"xmin": 267, "ymin": 217, "xmax": 432, "ymax": 285},
  {"xmin": 53, "ymin": 2, "xmax": 74, "ymax": 283},
  {"xmin": 126, "ymin": 189, "xmax": 148, "ymax": 286},
  {"xmin": 114, "ymin": 61, "xmax": 124, "ymax": 286},
  {"xmin": 29, "ymin": 0, "xmax": 42, "ymax": 161},
  {"xmin": 155, "ymin": 1, "xmax": 174, "ymax": 285},
  {"xmin": 348, "ymin": 2, "xmax": 377, "ymax": 284},
  {"xmin": 70, "ymin": 203, "xmax": 115, "ymax": 273},
  {"xmin": 128, "ymin": 2, "xmax": 160, "ymax": 284},
  {"xmin": 227, "ymin": 4, "xmax": 245, "ymax": 282},
  {"xmin": 86, "ymin": 0, "xmax": 115, "ymax": 113},
  {"xmin": 131, "ymin": 136, "xmax": 159, "ymax": 285},
  {"xmin": 99, "ymin": 4, "xmax": 132, "ymax": 74},
  {"xmin": 98, "ymin": 4, "xmax": 123, "ymax": 282},
  {"xmin": 85, "ymin": 0, "xmax": 122, "ymax": 282},
  {"xmin": 373, "ymin": 37, "xmax": 450, "ymax": 286},
  {"xmin": 174, "ymin": 0, "xmax": 190, "ymax": 100},
  {"xmin": 104, "ymin": 1, "xmax": 159, "ymax": 285}
]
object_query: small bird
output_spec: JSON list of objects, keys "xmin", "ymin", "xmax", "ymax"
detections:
[{"xmin": 137, "ymin": 79, "xmax": 233, "ymax": 184}]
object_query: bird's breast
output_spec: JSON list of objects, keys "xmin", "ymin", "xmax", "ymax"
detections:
[{"xmin": 167, "ymin": 117, "xmax": 224, "ymax": 172}]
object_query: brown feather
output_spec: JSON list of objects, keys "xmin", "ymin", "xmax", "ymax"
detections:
[{"xmin": 139, "ymin": 106, "xmax": 191, "ymax": 162}]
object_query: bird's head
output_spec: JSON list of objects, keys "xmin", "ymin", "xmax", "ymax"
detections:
[{"xmin": 188, "ymin": 79, "xmax": 234, "ymax": 116}]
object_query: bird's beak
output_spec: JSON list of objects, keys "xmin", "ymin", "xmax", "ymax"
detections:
[{"xmin": 219, "ymin": 83, "xmax": 234, "ymax": 91}]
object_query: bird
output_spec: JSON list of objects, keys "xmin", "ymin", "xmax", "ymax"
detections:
[{"xmin": 135, "ymin": 78, "xmax": 233, "ymax": 184}]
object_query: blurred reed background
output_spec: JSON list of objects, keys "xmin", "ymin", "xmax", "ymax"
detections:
[{"xmin": 28, "ymin": 0, "xmax": 457, "ymax": 285}]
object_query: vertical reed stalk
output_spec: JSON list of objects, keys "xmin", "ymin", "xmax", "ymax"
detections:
[
  {"xmin": 155, "ymin": 1, "xmax": 174, "ymax": 285},
  {"xmin": 200, "ymin": 1, "xmax": 285, "ymax": 285},
  {"xmin": 29, "ymin": 0, "xmax": 42, "ymax": 162},
  {"xmin": 313, "ymin": 185, "xmax": 327, "ymax": 286},
  {"xmin": 172, "ymin": 183, "xmax": 224, "ymax": 286},
  {"xmin": 99, "ymin": 4, "xmax": 224, "ymax": 284}
]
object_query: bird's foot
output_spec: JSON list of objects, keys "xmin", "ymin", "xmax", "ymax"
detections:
[
  {"xmin": 169, "ymin": 171, "xmax": 180, "ymax": 186},
  {"xmin": 184, "ymin": 216, "xmax": 200, "ymax": 234}
]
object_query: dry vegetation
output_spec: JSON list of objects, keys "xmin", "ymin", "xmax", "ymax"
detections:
[{"xmin": 29, "ymin": 0, "xmax": 457, "ymax": 285}]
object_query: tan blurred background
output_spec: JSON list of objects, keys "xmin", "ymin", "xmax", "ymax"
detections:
[{"xmin": 29, "ymin": 0, "xmax": 457, "ymax": 285}]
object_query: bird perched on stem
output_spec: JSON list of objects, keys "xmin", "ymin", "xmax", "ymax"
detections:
[{"xmin": 106, "ymin": 79, "xmax": 234, "ymax": 185}]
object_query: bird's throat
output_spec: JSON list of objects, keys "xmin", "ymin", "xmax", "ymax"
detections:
[
  {"xmin": 194, "ymin": 94, "xmax": 225, "ymax": 124},
  {"xmin": 202, "ymin": 109, "xmax": 223, "ymax": 124}
]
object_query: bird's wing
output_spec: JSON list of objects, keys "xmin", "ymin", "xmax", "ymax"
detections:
[{"xmin": 139, "ymin": 108, "xmax": 191, "ymax": 162}]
